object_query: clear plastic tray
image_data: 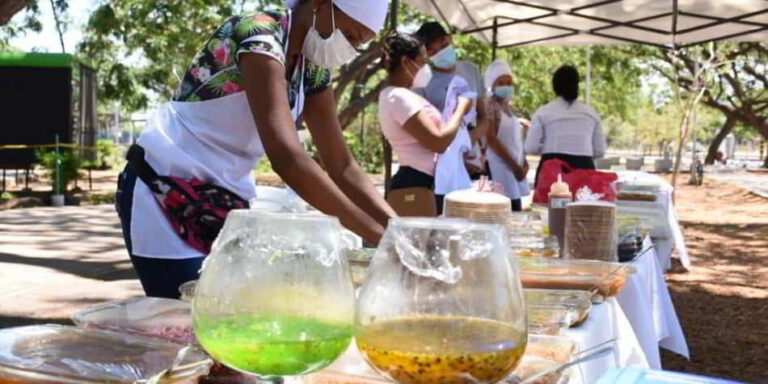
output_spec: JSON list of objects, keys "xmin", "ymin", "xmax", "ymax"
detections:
[
  {"xmin": 519, "ymin": 257, "xmax": 636, "ymax": 298},
  {"xmin": 525, "ymin": 289, "xmax": 593, "ymax": 327},
  {"xmin": 0, "ymin": 325, "xmax": 211, "ymax": 384},
  {"xmin": 525, "ymin": 334, "xmax": 578, "ymax": 364},
  {"xmin": 72, "ymin": 297, "xmax": 196, "ymax": 345},
  {"xmin": 504, "ymin": 334, "xmax": 578, "ymax": 384},
  {"xmin": 528, "ymin": 305, "xmax": 572, "ymax": 335}
]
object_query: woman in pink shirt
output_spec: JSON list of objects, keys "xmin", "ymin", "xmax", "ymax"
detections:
[{"xmin": 378, "ymin": 33, "xmax": 472, "ymax": 195}]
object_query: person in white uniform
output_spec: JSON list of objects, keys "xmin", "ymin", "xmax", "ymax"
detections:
[
  {"xmin": 115, "ymin": 0, "xmax": 393, "ymax": 298},
  {"xmin": 483, "ymin": 60, "xmax": 530, "ymax": 211},
  {"xmin": 524, "ymin": 65, "xmax": 606, "ymax": 188}
]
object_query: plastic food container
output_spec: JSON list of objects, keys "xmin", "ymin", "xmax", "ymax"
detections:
[
  {"xmin": 0, "ymin": 325, "xmax": 211, "ymax": 384},
  {"xmin": 347, "ymin": 248, "xmax": 375, "ymax": 289},
  {"xmin": 72, "ymin": 297, "xmax": 196, "ymax": 345},
  {"xmin": 511, "ymin": 235, "xmax": 560, "ymax": 258},
  {"xmin": 504, "ymin": 334, "xmax": 578, "ymax": 384},
  {"xmin": 519, "ymin": 257, "xmax": 636, "ymax": 298},
  {"xmin": 596, "ymin": 367, "xmax": 741, "ymax": 384},
  {"xmin": 527, "ymin": 306, "xmax": 572, "ymax": 335},
  {"xmin": 525, "ymin": 289, "xmax": 593, "ymax": 327}
]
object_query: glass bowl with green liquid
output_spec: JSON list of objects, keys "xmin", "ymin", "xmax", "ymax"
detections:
[{"xmin": 193, "ymin": 211, "xmax": 356, "ymax": 383}]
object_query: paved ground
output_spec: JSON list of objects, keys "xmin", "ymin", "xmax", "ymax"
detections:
[
  {"xmin": 707, "ymin": 169, "xmax": 768, "ymax": 199},
  {"xmin": 0, "ymin": 205, "xmax": 142, "ymax": 328}
]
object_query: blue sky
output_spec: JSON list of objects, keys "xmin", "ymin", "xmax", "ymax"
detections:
[{"xmin": 9, "ymin": 0, "xmax": 93, "ymax": 53}]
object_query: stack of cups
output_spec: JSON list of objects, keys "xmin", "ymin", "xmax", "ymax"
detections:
[{"xmin": 563, "ymin": 201, "xmax": 618, "ymax": 262}]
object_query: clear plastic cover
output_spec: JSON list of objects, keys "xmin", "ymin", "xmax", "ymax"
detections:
[
  {"xmin": 0, "ymin": 325, "xmax": 211, "ymax": 384},
  {"xmin": 72, "ymin": 297, "xmax": 196, "ymax": 345},
  {"xmin": 519, "ymin": 257, "xmax": 636, "ymax": 298}
]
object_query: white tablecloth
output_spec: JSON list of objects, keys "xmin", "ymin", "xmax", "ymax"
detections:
[
  {"xmin": 563, "ymin": 298, "xmax": 649, "ymax": 384},
  {"xmin": 616, "ymin": 237, "xmax": 690, "ymax": 369},
  {"xmin": 616, "ymin": 171, "xmax": 690, "ymax": 270}
]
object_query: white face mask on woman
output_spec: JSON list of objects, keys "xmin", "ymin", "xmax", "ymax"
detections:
[{"xmin": 302, "ymin": 1, "xmax": 358, "ymax": 69}]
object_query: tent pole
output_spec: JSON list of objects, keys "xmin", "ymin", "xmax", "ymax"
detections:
[
  {"xmin": 492, "ymin": 17, "xmax": 498, "ymax": 61},
  {"xmin": 389, "ymin": 0, "xmax": 398, "ymax": 30},
  {"xmin": 586, "ymin": 45, "xmax": 592, "ymax": 106}
]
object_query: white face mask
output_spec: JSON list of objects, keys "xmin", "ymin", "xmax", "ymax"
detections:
[{"xmin": 302, "ymin": 1, "xmax": 358, "ymax": 69}]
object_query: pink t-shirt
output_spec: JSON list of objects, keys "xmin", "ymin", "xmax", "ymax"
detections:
[{"xmin": 378, "ymin": 86, "xmax": 442, "ymax": 176}]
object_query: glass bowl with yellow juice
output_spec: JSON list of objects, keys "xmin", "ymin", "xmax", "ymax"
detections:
[{"xmin": 356, "ymin": 218, "xmax": 528, "ymax": 384}]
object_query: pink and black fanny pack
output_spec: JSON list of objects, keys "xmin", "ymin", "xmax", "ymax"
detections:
[{"xmin": 127, "ymin": 145, "xmax": 249, "ymax": 254}]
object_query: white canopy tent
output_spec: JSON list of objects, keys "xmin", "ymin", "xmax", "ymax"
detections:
[{"xmin": 403, "ymin": 0, "xmax": 768, "ymax": 50}]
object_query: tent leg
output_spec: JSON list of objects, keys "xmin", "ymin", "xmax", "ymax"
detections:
[
  {"xmin": 492, "ymin": 17, "xmax": 498, "ymax": 61},
  {"xmin": 586, "ymin": 45, "xmax": 592, "ymax": 106}
]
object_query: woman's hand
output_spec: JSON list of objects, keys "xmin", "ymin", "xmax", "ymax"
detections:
[
  {"xmin": 457, "ymin": 96, "xmax": 474, "ymax": 117},
  {"xmin": 240, "ymin": 53, "xmax": 385, "ymax": 245}
]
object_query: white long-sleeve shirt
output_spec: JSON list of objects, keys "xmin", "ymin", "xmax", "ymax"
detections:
[{"xmin": 524, "ymin": 97, "xmax": 606, "ymax": 158}]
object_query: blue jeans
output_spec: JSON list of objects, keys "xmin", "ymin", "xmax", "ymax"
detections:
[{"xmin": 116, "ymin": 165, "xmax": 205, "ymax": 299}]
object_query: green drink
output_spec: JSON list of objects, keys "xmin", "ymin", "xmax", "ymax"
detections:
[{"xmin": 196, "ymin": 314, "xmax": 352, "ymax": 377}]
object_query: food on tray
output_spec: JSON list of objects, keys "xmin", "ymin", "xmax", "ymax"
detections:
[
  {"xmin": 527, "ymin": 306, "xmax": 571, "ymax": 335},
  {"xmin": 357, "ymin": 315, "xmax": 527, "ymax": 384},
  {"xmin": 72, "ymin": 297, "xmax": 197, "ymax": 345},
  {"xmin": 0, "ymin": 325, "xmax": 211, "ymax": 383},
  {"xmin": 524, "ymin": 289, "xmax": 592, "ymax": 327},
  {"xmin": 519, "ymin": 258, "xmax": 635, "ymax": 298},
  {"xmin": 618, "ymin": 192, "xmax": 657, "ymax": 202},
  {"xmin": 507, "ymin": 356, "xmax": 566, "ymax": 384}
]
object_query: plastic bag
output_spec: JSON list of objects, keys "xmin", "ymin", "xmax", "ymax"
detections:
[{"xmin": 533, "ymin": 159, "xmax": 618, "ymax": 204}]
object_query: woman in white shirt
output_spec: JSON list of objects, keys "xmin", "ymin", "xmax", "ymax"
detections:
[
  {"xmin": 483, "ymin": 60, "xmax": 530, "ymax": 211},
  {"xmin": 378, "ymin": 33, "xmax": 472, "ymax": 197},
  {"xmin": 524, "ymin": 65, "xmax": 606, "ymax": 187}
]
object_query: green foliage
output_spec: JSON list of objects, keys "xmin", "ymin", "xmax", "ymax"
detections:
[
  {"xmin": 95, "ymin": 139, "xmax": 117, "ymax": 169},
  {"xmin": 0, "ymin": 192, "xmax": 16, "ymax": 200},
  {"xmin": 35, "ymin": 149, "xmax": 82, "ymax": 193},
  {"xmin": 253, "ymin": 156, "xmax": 274, "ymax": 174},
  {"xmin": 344, "ymin": 125, "xmax": 384, "ymax": 174},
  {"xmin": 89, "ymin": 192, "xmax": 116, "ymax": 205}
]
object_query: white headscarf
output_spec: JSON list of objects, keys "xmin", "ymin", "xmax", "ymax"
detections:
[
  {"xmin": 283, "ymin": 0, "xmax": 389, "ymax": 33},
  {"xmin": 484, "ymin": 59, "xmax": 513, "ymax": 95}
]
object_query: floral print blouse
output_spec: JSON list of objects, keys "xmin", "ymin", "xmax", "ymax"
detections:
[{"xmin": 173, "ymin": 4, "xmax": 331, "ymax": 108}]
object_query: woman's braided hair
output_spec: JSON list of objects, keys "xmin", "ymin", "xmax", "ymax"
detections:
[{"xmin": 381, "ymin": 31, "xmax": 423, "ymax": 73}]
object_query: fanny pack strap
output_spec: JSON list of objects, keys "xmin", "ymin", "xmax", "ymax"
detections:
[{"xmin": 126, "ymin": 144, "xmax": 164, "ymax": 195}]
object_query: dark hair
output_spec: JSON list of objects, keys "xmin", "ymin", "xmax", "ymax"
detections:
[
  {"xmin": 552, "ymin": 65, "xmax": 580, "ymax": 103},
  {"xmin": 415, "ymin": 22, "xmax": 449, "ymax": 46},
  {"xmin": 382, "ymin": 32, "xmax": 423, "ymax": 73}
]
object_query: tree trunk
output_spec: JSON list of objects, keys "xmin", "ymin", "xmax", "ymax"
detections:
[
  {"xmin": 705, "ymin": 116, "xmax": 736, "ymax": 165},
  {"xmin": 49, "ymin": 0, "xmax": 66, "ymax": 53},
  {"xmin": 0, "ymin": 0, "xmax": 30, "ymax": 25},
  {"xmin": 764, "ymin": 150, "xmax": 768, "ymax": 169}
]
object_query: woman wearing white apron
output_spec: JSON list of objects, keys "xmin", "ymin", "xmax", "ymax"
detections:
[
  {"xmin": 115, "ymin": 0, "xmax": 393, "ymax": 298},
  {"xmin": 483, "ymin": 60, "xmax": 530, "ymax": 211}
]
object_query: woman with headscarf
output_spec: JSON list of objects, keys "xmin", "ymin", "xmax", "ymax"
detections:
[
  {"xmin": 378, "ymin": 33, "xmax": 472, "ymax": 199},
  {"xmin": 115, "ymin": 0, "xmax": 393, "ymax": 298},
  {"xmin": 525, "ymin": 65, "xmax": 606, "ymax": 187},
  {"xmin": 483, "ymin": 60, "xmax": 530, "ymax": 211}
]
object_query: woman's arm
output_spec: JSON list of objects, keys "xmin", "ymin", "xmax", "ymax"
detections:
[
  {"xmin": 485, "ymin": 101, "xmax": 525, "ymax": 180},
  {"xmin": 240, "ymin": 53, "xmax": 384, "ymax": 244},
  {"xmin": 303, "ymin": 87, "xmax": 396, "ymax": 228},
  {"xmin": 524, "ymin": 113, "xmax": 544, "ymax": 155},
  {"xmin": 592, "ymin": 118, "xmax": 607, "ymax": 159},
  {"xmin": 402, "ymin": 97, "xmax": 473, "ymax": 153}
]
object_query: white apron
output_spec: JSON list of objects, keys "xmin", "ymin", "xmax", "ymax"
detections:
[
  {"xmin": 434, "ymin": 75, "xmax": 475, "ymax": 195},
  {"xmin": 131, "ymin": 66, "xmax": 306, "ymax": 259},
  {"xmin": 487, "ymin": 111, "xmax": 530, "ymax": 200}
]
